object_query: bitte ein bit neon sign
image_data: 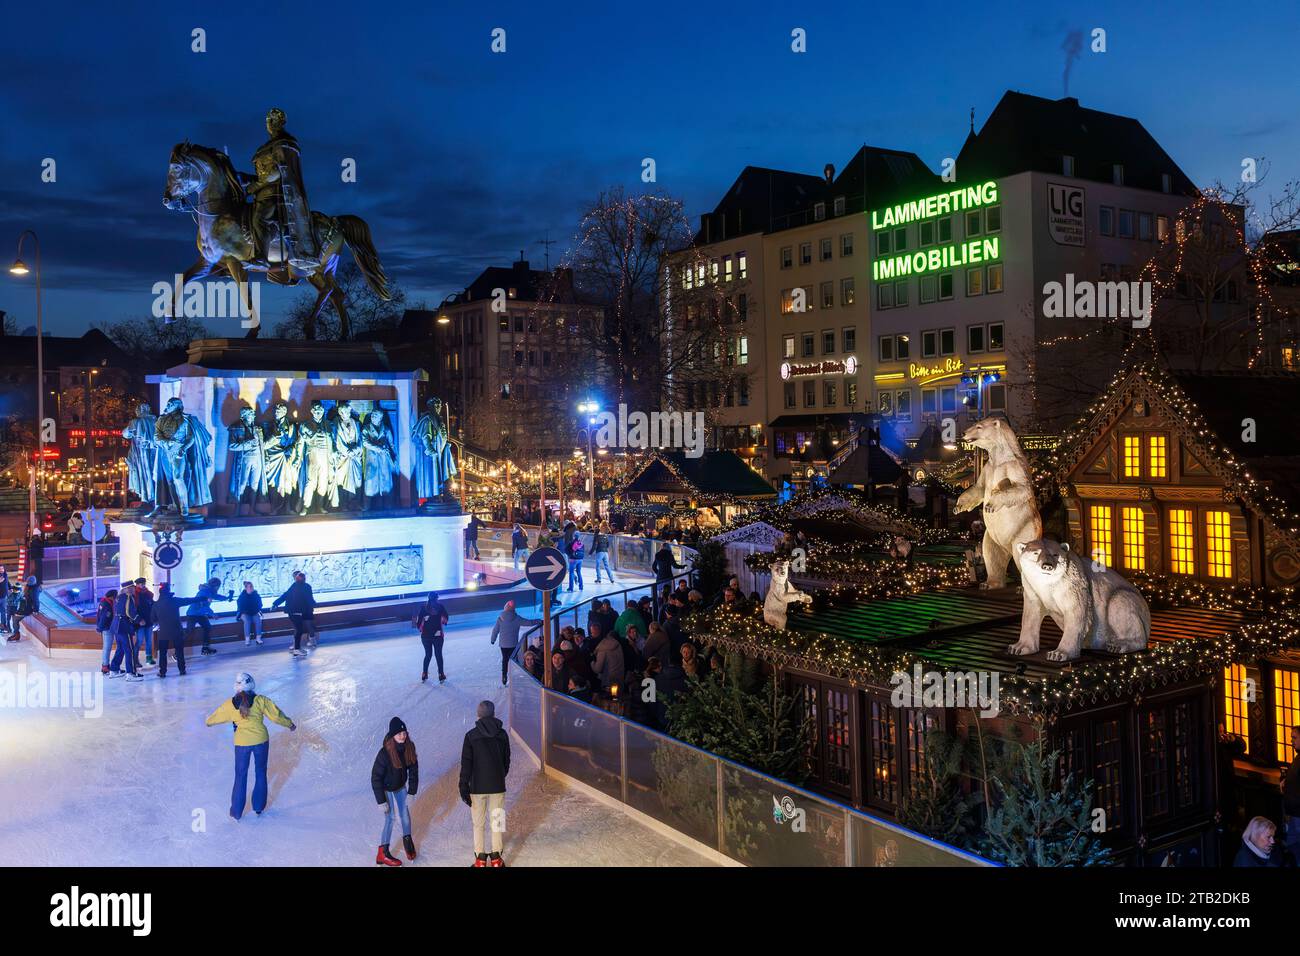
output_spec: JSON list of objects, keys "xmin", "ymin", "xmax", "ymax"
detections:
[{"xmin": 870, "ymin": 181, "xmax": 1002, "ymax": 281}]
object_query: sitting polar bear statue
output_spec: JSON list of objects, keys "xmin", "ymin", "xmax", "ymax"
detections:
[
  {"xmin": 1011, "ymin": 538, "xmax": 1150, "ymax": 662},
  {"xmin": 954, "ymin": 416, "xmax": 1042, "ymax": 588},
  {"xmin": 763, "ymin": 559, "xmax": 813, "ymax": 629}
]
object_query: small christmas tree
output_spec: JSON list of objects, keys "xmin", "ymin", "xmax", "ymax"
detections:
[
  {"xmin": 899, "ymin": 730, "xmax": 980, "ymax": 847},
  {"xmin": 979, "ymin": 738, "xmax": 1110, "ymax": 867}
]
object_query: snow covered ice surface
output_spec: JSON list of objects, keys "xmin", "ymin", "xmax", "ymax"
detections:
[{"xmin": 0, "ymin": 582, "xmax": 714, "ymax": 867}]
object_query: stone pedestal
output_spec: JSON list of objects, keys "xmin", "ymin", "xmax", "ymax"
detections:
[{"xmin": 114, "ymin": 510, "xmax": 468, "ymax": 602}]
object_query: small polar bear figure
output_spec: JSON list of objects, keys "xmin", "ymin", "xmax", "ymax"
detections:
[
  {"xmin": 954, "ymin": 416, "xmax": 1042, "ymax": 589},
  {"xmin": 763, "ymin": 559, "xmax": 813, "ymax": 629},
  {"xmin": 1010, "ymin": 538, "xmax": 1151, "ymax": 662}
]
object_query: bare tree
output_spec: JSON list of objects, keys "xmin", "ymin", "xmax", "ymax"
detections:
[
  {"xmin": 1026, "ymin": 168, "xmax": 1300, "ymax": 430},
  {"xmin": 272, "ymin": 263, "xmax": 406, "ymax": 341},
  {"xmin": 562, "ymin": 187, "xmax": 743, "ymax": 413},
  {"xmin": 92, "ymin": 314, "xmax": 210, "ymax": 366}
]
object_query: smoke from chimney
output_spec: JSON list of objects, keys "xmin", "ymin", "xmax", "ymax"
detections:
[{"xmin": 1061, "ymin": 29, "xmax": 1084, "ymax": 96}]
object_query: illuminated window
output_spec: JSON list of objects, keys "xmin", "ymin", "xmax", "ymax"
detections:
[
  {"xmin": 1275, "ymin": 668, "xmax": 1299, "ymax": 763},
  {"xmin": 1121, "ymin": 507, "xmax": 1146, "ymax": 571},
  {"xmin": 1089, "ymin": 505, "xmax": 1113, "ymax": 568},
  {"xmin": 1169, "ymin": 509, "xmax": 1195, "ymax": 575},
  {"xmin": 1148, "ymin": 434, "xmax": 1168, "ymax": 478},
  {"xmin": 1205, "ymin": 510, "xmax": 1232, "ymax": 579},
  {"xmin": 1123, "ymin": 435, "xmax": 1141, "ymax": 478},
  {"xmin": 1224, "ymin": 664, "xmax": 1250, "ymax": 753}
]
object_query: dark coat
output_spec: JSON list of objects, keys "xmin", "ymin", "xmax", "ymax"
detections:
[
  {"xmin": 1233, "ymin": 841, "xmax": 1285, "ymax": 867},
  {"xmin": 151, "ymin": 592, "xmax": 196, "ymax": 642},
  {"xmin": 236, "ymin": 590, "xmax": 264, "ymax": 616},
  {"xmin": 95, "ymin": 597, "xmax": 115, "ymax": 633},
  {"xmin": 459, "ymin": 716, "xmax": 510, "ymax": 799},
  {"xmin": 652, "ymin": 548, "xmax": 684, "ymax": 580},
  {"xmin": 371, "ymin": 736, "xmax": 419, "ymax": 802},
  {"xmin": 274, "ymin": 581, "xmax": 315, "ymax": 616},
  {"xmin": 511, "ymin": 529, "xmax": 528, "ymax": 551}
]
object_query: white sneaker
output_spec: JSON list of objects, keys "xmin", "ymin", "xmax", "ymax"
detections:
[
  {"xmin": 108, "ymin": 671, "xmax": 125, "ymax": 679},
  {"xmin": 124, "ymin": 674, "xmax": 143, "ymax": 683},
  {"xmin": 256, "ymin": 638, "xmax": 264, "ymax": 646},
  {"xmin": 244, "ymin": 639, "xmax": 251, "ymax": 646}
]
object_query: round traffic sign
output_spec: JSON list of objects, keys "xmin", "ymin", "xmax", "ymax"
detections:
[
  {"xmin": 153, "ymin": 541, "xmax": 184, "ymax": 570},
  {"xmin": 524, "ymin": 546, "xmax": 568, "ymax": 591}
]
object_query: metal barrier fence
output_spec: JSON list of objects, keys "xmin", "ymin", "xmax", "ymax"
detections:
[{"xmin": 506, "ymin": 655, "xmax": 992, "ymax": 867}]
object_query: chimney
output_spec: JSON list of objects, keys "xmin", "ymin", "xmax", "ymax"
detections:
[{"xmin": 823, "ymin": 163, "xmax": 835, "ymax": 184}]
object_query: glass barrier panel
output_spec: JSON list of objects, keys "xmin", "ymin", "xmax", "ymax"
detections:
[
  {"xmin": 623, "ymin": 722, "xmax": 719, "ymax": 848},
  {"xmin": 544, "ymin": 693, "xmax": 623, "ymax": 800},
  {"xmin": 719, "ymin": 763, "xmax": 847, "ymax": 866},
  {"xmin": 849, "ymin": 813, "xmax": 985, "ymax": 867},
  {"xmin": 508, "ymin": 660, "xmax": 542, "ymax": 759}
]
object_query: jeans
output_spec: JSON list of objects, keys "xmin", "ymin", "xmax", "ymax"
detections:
[
  {"xmin": 380, "ymin": 787, "xmax": 412, "ymax": 846},
  {"xmin": 136, "ymin": 625, "xmax": 153, "ymax": 659},
  {"xmin": 470, "ymin": 792, "xmax": 506, "ymax": 855},
  {"xmin": 100, "ymin": 630, "xmax": 113, "ymax": 667},
  {"xmin": 109, "ymin": 630, "xmax": 136, "ymax": 675},
  {"xmin": 240, "ymin": 613, "xmax": 263, "ymax": 641},
  {"xmin": 593, "ymin": 552, "xmax": 614, "ymax": 582},
  {"xmin": 186, "ymin": 616, "xmax": 212, "ymax": 649},
  {"xmin": 0, "ymin": 600, "xmax": 10, "ymax": 632},
  {"xmin": 499, "ymin": 644, "xmax": 515, "ymax": 683},
  {"xmin": 464, "ymin": 539, "xmax": 479, "ymax": 559},
  {"xmin": 231, "ymin": 740, "xmax": 269, "ymax": 819},
  {"xmin": 513, "ymin": 548, "xmax": 528, "ymax": 570},
  {"xmin": 421, "ymin": 632, "xmax": 444, "ymax": 678},
  {"xmin": 567, "ymin": 559, "xmax": 584, "ymax": 591},
  {"xmin": 157, "ymin": 639, "xmax": 185, "ymax": 676}
]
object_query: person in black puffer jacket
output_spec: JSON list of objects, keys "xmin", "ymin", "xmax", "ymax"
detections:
[
  {"xmin": 371, "ymin": 717, "xmax": 419, "ymax": 866},
  {"xmin": 459, "ymin": 701, "xmax": 511, "ymax": 867}
]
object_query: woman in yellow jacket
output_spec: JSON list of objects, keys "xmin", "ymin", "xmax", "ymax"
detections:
[{"xmin": 205, "ymin": 673, "xmax": 295, "ymax": 820}]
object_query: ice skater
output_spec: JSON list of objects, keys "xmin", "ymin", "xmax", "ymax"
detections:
[
  {"xmin": 108, "ymin": 580, "xmax": 143, "ymax": 682},
  {"xmin": 186, "ymin": 576, "xmax": 235, "ymax": 656},
  {"xmin": 371, "ymin": 717, "xmax": 420, "ymax": 866},
  {"xmin": 415, "ymin": 590, "xmax": 450, "ymax": 683},
  {"xmin": 272, "ymin": 570, "xmax": 316, "ymax": 656},
  {"xmin": 204, "ymin": 673, "xmax": 295, "ymax": 820},
  {"xmin": 489, "ymin": 599, "xmax": 530, "ymax": 687},
  {"xmin": 459, "ymin": 700, "xmax": 511, "ymax": 867},
  {"xmin": 237, "ymin": 580, "xmax": 265, "ymax": 647},
  {"xmin": 96, "ymin": 588, "xmax": 118, "ymax": 675}
]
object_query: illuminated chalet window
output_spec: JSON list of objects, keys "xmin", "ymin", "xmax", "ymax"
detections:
[
  {"xmin": 1276, "ymin": 668, "xmax": 1300, "ymax": 763},
  {"xmin": 1121, "ymin": 507, "xmax": 1146, "ymax": 571},
  {"xmin": 1123, "ymin": 435, "xmax": 1141, "ymax": 478},
  {"xmin": 1089, "ymin": 505, "xmax": 1113, "ymax": 567},
  {"xmin": 1169, "ymin": 509, "xmax": 1195, "ymax": 575},
  {"xmin": 1223, "ymin": 664, "xmax": 1250, "ymax": 752},
  {"xmin": 1148, "ymin": 435, "xmax": 1168, "ymax": 478},
  {"xmin": 1205, "ymin": 511, "xmax": 1232, "ymax": 579}
]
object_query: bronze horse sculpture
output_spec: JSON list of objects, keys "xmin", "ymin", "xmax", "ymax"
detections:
[{"xmin": 163, "ymin": 141, "xmax": 389, "ymax": 339}]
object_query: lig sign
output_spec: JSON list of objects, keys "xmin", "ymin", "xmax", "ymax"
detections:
[
  {"xmin": 780, "ymin": 356, "xmax": 859, "ymax": 379},
  {"xmin": 870, "ymin": 181, "xmax": 1002, "ymax": 281}
]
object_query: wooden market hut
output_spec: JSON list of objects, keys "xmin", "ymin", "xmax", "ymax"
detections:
[
  {"xmin": 1051, "ymin": 361, "xmax": 1300, "ymax": 825},
  {"xmin": 618, "ymin": 450, "xmax": 776, "ymax": 524}
]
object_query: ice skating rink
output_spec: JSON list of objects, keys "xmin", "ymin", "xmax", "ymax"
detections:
[{"xmin": 0, "ymin": 581, "xmax": 715, "ymax": 867}]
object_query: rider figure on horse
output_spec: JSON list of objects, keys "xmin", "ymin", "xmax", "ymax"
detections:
[{"xmin": 244, "ymin": 108, "xmax": 319, "ymax": 271}]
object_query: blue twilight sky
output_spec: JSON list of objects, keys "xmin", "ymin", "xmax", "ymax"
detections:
[{"xmin": 1, "ymin": 0, "xmax": 1297, "ymax": 336}]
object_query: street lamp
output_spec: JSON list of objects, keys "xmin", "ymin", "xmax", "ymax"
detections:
[
  {"xmin": 576, "ymin": 399, "xmax": 601, "ymax": 521},
  {"xmin": 9, "ymin": 230, "xmax": 43, "ymax": 534}
]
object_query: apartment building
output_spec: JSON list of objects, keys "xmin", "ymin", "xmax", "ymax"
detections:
[
  {"xmin": 432, "ymin": 259, "xmax": 603, "ymax": 457},
  {"xmin": 867, "ymin": 92, "xmax": 1201, "ymax": 441}
]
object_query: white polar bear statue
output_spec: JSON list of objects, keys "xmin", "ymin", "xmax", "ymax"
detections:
[
  {"xmin": 1011, "ymin": 538, "xmax": 1151, "ymax": 662},
  {"xmin": 763, "ymin": 559, "xmax": 813, "ymax": 629},
  {"xmin": 953, "ymin": 416, "xmax": 1042, "ymax": 588}
]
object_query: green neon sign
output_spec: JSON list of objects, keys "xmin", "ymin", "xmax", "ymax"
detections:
[
  {"xmin": 870, "ymin": 181, "xmax": 999, "ymax": 231},
  {"xmin": 872, "ymin": 237, "xmax": 1001, "ymax": 280}
]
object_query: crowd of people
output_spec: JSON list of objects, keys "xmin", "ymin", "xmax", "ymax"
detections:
[
  {"xmin": 509, "ymin": 570, "xmax": 762, "ymax": 734},
  {"xmin": 86, "ymin": 573, "xmax": 320, "ymax": 681}
]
